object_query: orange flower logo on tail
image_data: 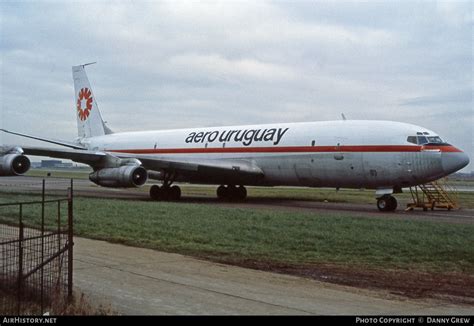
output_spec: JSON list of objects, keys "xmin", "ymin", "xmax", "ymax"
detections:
[{"xmin": 77, "ymin": 88, "xmax": 93, "ymax": 121}]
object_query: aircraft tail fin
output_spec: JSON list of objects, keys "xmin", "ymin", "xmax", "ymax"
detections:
[{"xmin": 72, "ymin": 63, "xmax": 113, "ymax": 138}]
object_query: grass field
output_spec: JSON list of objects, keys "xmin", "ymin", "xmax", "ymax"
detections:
[
  {"xmin": 26, "ymin": 169, "xmax": 91, "ymax": 179},
  {"xmin": 178, "ymin": 185, "xmax": 474, "ymax": 208},
  {"xmin": 1, "ymin": 192, "xmax": 473, "ymax": 275}
]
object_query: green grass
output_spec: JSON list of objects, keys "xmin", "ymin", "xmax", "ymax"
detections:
[
  {"xmin": 179, "ymin": 185, "xmax": 474, "ymax": 208},
  {"xmin": 183, "ymin": 185, "xmax": 381, "ymax": 203},
  {"xmin": 26, "ymin": 169, "xmax": 91, "ymax": 179},
  {"xmin": 447, "ymin": 179, "xmax": 474, "ymax": 187},
  {"xmin": 1, "ymin": 192, "xmax": 473, "ymax": 274}
]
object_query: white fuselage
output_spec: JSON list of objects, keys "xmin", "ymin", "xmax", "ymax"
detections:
[{"xmin": 81, "ymin": 120, "xmax": 467, "ymax": 189}]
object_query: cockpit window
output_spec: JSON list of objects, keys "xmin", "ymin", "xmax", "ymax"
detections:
[
  {"xmin": 417, "ymin": 136, "xmax": 428, "ymax": 145},
  {"xmin": 407, "ymin": 135, "xmax": 446, "ymax": 145},
  {"xmin": 407, "ymin": 136, "xmax": 417, "ymax": 144},
  {"xmin": 427, "ymin": 136, "xmax": 443, "ymax": 143}
]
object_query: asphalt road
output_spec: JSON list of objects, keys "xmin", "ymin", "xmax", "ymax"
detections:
[{"xmin": 74, "ymin": 237, "xmax": 473, "ymax": 315}]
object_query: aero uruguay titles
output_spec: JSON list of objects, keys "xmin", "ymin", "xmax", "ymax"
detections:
[{"xmin": 0, "ymin": 64, "xmax": 469, "ymax": 211}]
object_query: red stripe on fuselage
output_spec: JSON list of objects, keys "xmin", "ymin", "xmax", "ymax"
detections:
[
  {"xmin": 422, "ymin": 145, "xmax": 462, "ymax": 152},
  {"xmin": 107, "ymin": 145, "xmax": 462, "ymax": 154}
]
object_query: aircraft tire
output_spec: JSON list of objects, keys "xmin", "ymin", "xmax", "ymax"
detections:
[
  {"xmin": 217, "ymin": 185, "xmax": 228, "ymax": 200},
  {"xmin": 377, "ymin": 195, "xmax": 397, "ymax": 212},
  {"xmin": 217, "ymin": 185, "xmax": 247, "ymax": 201},
  {"xmin": 228, "ymin": 185, "xmax": 238, "ymax": 201},
  {"xmin": 168, "ymin": 185, "xmax": 181, "ymax": 201},
  {"xmin": 377, "ymin": 197, "xmax": 388, "ymax": 211},
  {"xmin": 150, "ymin": 185, "xmax": 163, "ymax": 200},
  {"xmin": 387, "ymin": 196, "xmax": 397, "ymax": 211},
  {"xmin": 236, "ymin": 186, "xmax": 247, "ymax": 200}
]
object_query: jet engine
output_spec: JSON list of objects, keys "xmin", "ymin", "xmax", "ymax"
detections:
[
  {"xmin": 89, "ymin": 165, "xmax": 148, "ymax": 188},
  {"xmin": 0, "ymin": 154, "xmax": 31, "ymax": 176}
]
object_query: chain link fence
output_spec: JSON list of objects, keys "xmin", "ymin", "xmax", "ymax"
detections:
[{"xmin": 0, "ymin": 179, "xmax": 73, "ymax": 315}]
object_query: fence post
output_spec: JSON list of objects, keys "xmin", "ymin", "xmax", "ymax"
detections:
[
  {"xmin": 57, "ymin": 200, "xmax": 61, "ymax": 289},
  {"xmin": 17, "ymin": 205, "xmax": 23, "ymax": 315},
  {"xmin": 40, "ymin": 179, "xmax": 45, "ymax": 314},
  {"xmin": 67, "ymin": 179, "xmax": 73, "ymax": 301}
]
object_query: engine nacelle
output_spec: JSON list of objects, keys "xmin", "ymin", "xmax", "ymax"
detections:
[
  {"xmin": 0, "ymin": 154, "xmax": 31, "ymax": 176},
  {"xmin": 89, "ymin": 165, "xmax": 148, "ymax": 188}
]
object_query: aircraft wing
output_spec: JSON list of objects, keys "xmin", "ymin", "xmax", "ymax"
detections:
[
  {"xmin": 119, "ymin": 153, "xmax": 264, "ymax": 184},
  {"xmin": 19, "ymin": 146, "xmax": 264, "ymax": 184},
  {"xmin": 22, "ymin": 147, "xmax": 107, "ymax": 164},
  {"xmin": 0, "ymin": 129, "xmax": 86, "ymax": 150}
]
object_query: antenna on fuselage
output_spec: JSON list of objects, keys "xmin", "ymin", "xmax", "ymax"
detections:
[
  {"xmin": 81, "ymin": 62, "xmax": 97, "ymax": 68},
  {"xmin": 341, "ymin": 113, "xmax": 347, "ymax": 121}
]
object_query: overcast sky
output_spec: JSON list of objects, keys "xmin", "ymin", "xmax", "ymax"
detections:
[{"xmin": 0, "ymin": 0, "xmax": 472, "ymax": 171}]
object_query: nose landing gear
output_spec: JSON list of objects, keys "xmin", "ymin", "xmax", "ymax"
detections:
[{"xmin": 377, "ymin": 195, "xmax": 398, "ymax": 212}]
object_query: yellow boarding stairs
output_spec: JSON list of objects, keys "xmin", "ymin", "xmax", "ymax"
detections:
[{"xmin": 406, "ymin": 178, "xmax": 459, "ymax": 211}]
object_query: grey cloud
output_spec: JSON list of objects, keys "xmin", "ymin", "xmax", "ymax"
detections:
[
  {"xmin": 400, "ymin": 90, "xmax": 473, "ymax": 106},
  {"xmin": 0, "ymin": 0, "xmax": 472, "ymax": 170}
]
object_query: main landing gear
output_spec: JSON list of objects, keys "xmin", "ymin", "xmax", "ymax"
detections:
[
  {"xmin": 149, "ymin": 172, "xmax": 181, "ymax": 201},
  {"xmin": 216, "ymin": 185, "xmax": 247, "ymax": 201},
  {"xmin": 150, "ymin": 184, "xmax": 181, "ymax": 201},
  {"xmin": 376, "ymin": 195, "xmax": 398, "ymax": 212}
]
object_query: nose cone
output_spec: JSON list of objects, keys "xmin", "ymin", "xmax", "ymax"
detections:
[{"xmin": 442, "ymin": 151, "xmax": 470, "ymax": 175}]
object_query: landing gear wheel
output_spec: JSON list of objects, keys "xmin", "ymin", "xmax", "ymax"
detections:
[
  {"xmin": 235, "ymin": 186, "xmax": 247, "ymax": 200},
  {"xmin": 377, "ymin": 195, "xmax": 397, "ymax": 212},
  {"xmin": 168, "ymin": 185, "xmax": 181, "ymax": 201},
  {"xmin": 150, "ymin": 185, "xmax": 163, "ymax": 200},
  {"xmin": 217, "ymin": 185, "xmax": 228, "ymax": 200},
  {"xmin": 227, "ymin": 186, "xmax": 238, "ymax": 201},
  {"xmin": 216, "ymin": 185, "xmax": 247, "ymax": 201},
  {"xmin": 377, "ymin": 197, "xmax": 388, "ymax": 211},
  {"xmin": 150, "ymin": 185, "xmax": 181, "ymax": 201},
  {"xmin": 387, "ymin": 196, "xmax": 397, "ymax": 211}
]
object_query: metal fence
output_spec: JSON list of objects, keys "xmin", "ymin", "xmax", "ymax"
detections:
[{"xmin": 0, "ymin": 179, "xmax": 73, "ymax": 315}]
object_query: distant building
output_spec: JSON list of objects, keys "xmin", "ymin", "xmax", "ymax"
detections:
[
  {"xmin": 41, "ymin": 160, "xmax": 62, "ymax": 168},
  {"xmin": 451, "ymin": 171, "xmax": 474, "ymax": 181},
  {"xmin": 40, "ymin": 160, "xmax": 73, "ymax": 169},
  {"xmin": 56, "ymin": 163, "xmax": 74, "ymax": 168}
]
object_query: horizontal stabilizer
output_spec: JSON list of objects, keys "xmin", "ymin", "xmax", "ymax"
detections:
[
  {"xmin": 0, "ymin": 129, "xmax": 86, "ymax": 150},
  {"xmin": 21, "ymin": 146, "xmax": 106, "ymax": 165}
]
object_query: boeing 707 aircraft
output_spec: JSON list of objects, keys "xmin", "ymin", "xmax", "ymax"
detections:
[{"xmin": 0, "ymin": 64, "xmax": 469, "ymax": 211}]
